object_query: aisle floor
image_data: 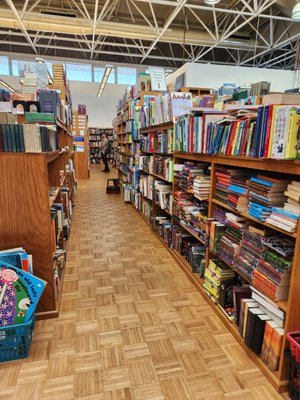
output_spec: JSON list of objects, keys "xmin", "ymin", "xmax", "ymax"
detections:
[{"xmin": 0, "ymin": 166, "xmax": 288, "ymax": 399}]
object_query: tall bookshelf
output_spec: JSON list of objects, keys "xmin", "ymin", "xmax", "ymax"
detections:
[
  {"xmin": 0, "ymin": 118, "xmax": 75, "ymax": 319},
  {"xmin": 73, "ymin": 112, "xmax": 89, "ymax": 179},
  {"xmin": 113, "ymin": 91, "xmax": 300, "ymax": 392}
]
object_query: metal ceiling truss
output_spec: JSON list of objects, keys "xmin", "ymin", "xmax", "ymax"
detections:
[{"xmin": 0, "ymin": 0, "xmax": 299, "ymax": 69}]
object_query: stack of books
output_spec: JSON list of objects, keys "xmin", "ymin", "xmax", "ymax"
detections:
[
  {"xmin": 203, "ymin": 258, "xmax": 236, "ymax": 302},
  {"xmin": 228, "ymin": 175, "xmax": 248, "ymax": 212},
  {"xmin": 215, "ymin": 167, "xmax": 245, "ymax": 205},
  {"xmin": 193, "ymin": 174, "xmax": 211, "ymax": 201},
  {"xmin": 266, "ymin": 180, "xmax": 300, "ymax": 233},
  {"xmin": 179, "ymin": 162, "xmax": 208, "ymax": 192},
  {"xmin": 247, "ymin": 175, "xmax": 288, "ymax": 222},
  {"xmin": 218, "ymin": 213, "xmax": 246, "ymax": 265},
  {"xmin": 234, "ymin": 226, "xmax": 265, "ymax": 281}
]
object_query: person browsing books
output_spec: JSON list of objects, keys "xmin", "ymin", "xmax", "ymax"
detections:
[{"xmin": 99, "ymin": 133, "xmax": 110, "ymax": 173}]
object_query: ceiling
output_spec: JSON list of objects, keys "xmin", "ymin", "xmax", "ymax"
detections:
[{"xmin": 0, "ymin": 0, "xmax": 299, "ymax": 70}]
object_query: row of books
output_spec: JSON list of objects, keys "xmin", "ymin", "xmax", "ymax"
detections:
[
  {"xmin": 210, "ymin": 206, "xmax": 294, "ymax": 301},
  {"xmin": 138, "ymin": 155, "xmax": 153, "ymax": 173},
  {"xmin": 139, "ymin": 175, "xmax": 153, "ymax": 200},
  {"xmin": 154, "ymin": 156, "xmax": 174, "ymax": 182},
  {"xmin": 173, "ymin": 191, "xmax": 208, "ymax": 244},
  {"xmin": 141, "ymin": 94, "xmax": 172, "ymax": 127},
  {"xmin": 154, "ymin": 181, "xmax": 173, "ymax": 214},
  {"xmin": 156, "ymin": 129, "xmax": 174, "ymax": 154},
  {"xmin": 174, "ymin": 162, "xmax": 210, "ymax": 200},
  {"xmin": 0, "ymin": 123, "xmax": 58, "ymax": 153},
  {"xmin": 140, "ymin": 133, "xmax": 154, "ymax": 153},
  {"xmin": 240, "ymin": 287, "xmax": 284, "ymax": 371},
  {"xmin": 152, "ymin": 216, "xmax": 172, "ymax": 248},
  {"xmin": 215, "ymin": 167, "xmax": 300, "ymax": 233},
  {"xmin": 173, "ymin": 106, "xmax": 300, "ymax": 159}
]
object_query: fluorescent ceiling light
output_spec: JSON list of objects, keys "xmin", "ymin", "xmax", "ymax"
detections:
[
  {"xmin": 204, "ymin": 0, "xmax": 220, "ymax": 4},
  {"xmin": 97, "ymin": 64, "xmax": 113, "ymax": 98},
  {"xmin": 292, "ymin": 2, "xmax": 300, "ymax": 18},
  {"xmin": 0, "ymin": 79, "xmax": 16, "ymax": 93}
]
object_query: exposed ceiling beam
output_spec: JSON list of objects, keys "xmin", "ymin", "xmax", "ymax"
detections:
[
  {"xmin": 140, "ymin": 0, "xmax": 188, "ymax": 63},
  {"xmin": 5, "ymin": 0, "xmax": 38, "ymax": 54}
]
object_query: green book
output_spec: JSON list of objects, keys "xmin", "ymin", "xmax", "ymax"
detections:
[{"xmin": 25, "ymin": 112, "xmax": 55, "ymax": 123}]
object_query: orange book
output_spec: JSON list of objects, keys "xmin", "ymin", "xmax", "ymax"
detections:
[
  {"xmin": 261, "ymin": 320, "xmax": 278, "ymax": 363},
  {"xmin": 267, "ymin": 327, "xmax": 284, "ymax": 371}
]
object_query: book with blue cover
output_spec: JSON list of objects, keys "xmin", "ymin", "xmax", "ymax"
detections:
[{"xmin": 0, "ymin": 261, "xmax": 46, "ymax": 326}]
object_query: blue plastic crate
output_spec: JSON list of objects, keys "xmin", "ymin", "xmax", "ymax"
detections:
[{"xmin": 0, "ymin": 317, "xmax": 35, "ymax": 362}]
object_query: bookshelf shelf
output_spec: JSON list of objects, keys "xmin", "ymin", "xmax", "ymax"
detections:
[
  {"xmin": 173, "ymin": 218, "xmax": 206, "ymax": 246},
  {"xmin": 211, "ymin": 198, "xmax": 297, "ymax": 239},
  {"xmin": 153, "ymin": 173, "xmax": 172, "ymax": 183},
  {"xmin": 140, "ymin": 122, "xmax": 173, "ymax": 134}
]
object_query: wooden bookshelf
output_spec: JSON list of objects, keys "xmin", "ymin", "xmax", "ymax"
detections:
[
  {"xmin": 113, "ymin": 93, "xmax": 300, "ymax": 392},
  {"xmin": 73, "ymin": 112, "xmax": 89, "ymax": 179},
  {"xmin": 0, "ymin": 145, "xmax": 75, "ymax": 319}
]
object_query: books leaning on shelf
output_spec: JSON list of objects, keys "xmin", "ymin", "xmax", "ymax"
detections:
[
  {"xmin": 154, "ymin": 180, "xmax": 173, "ymax": 214},
  {"xmin": 174, "ymin": 106, "xmax": 300, "ymax": 160},
  {"xmin": 0, "ymin": 248, "xmax": 46, "ymax": 326},
  {"xmin": 0, "ymin": 123, "xmax": 58, "ymax": 153}
]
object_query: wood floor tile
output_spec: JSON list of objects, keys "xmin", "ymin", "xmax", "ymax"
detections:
[{"xmin": 0, "ymin": 167, "xmax": 287, "ymax": 399}]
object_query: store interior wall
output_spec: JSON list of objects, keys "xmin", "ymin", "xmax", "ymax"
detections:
[
  {"xmin": 0, "ymin": 75, "xmax": 126, "ymax": 127},
  {"xmin": 167, "ymin": 63, "xmax": 298, "ymax": 92}
]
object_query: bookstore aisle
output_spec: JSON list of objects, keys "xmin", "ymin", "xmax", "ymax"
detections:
[{"xmin": 0, "ymin": 166, "xmax": 287, "ymax": 400}]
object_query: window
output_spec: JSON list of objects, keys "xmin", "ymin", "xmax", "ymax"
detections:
[
  {"xmin": 94, "ymin": 67, "xmax": 115, "ymax": 84},
  {"xmin": 0, "ymin": 56, "xmax": 9, "ymax": 75},
  {"xmin": 66, "ymin": 63, "xmax": 92, "ymax": 82},
  {"xmin": 117, "ymin": 67, "xmax": 136, "ymax": 85}
]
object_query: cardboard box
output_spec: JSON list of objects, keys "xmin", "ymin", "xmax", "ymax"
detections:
[{"xmin": 0, "ymin": 112, "xmax": 17, "ymax": 124}]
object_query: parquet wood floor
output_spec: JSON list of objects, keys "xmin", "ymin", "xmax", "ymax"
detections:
[{"xmin": 0, "ymin": 166, "xmax": 289, "ymax": 399}]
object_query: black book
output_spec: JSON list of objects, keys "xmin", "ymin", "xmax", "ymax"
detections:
[
  {"xmin": 251, "ymin": 314, "xmax": 270, "ymax": 354},
  {"xmin": 19, "ymin": 125, "xmax": 25, "ymax": 152},
  {"xmin": 0, "ymin": 125, "xmax": 3, "ymax": 152},
  {"xmin": 2, "ymin": 124, "xmax": 9, "ymax": 151},
  {"xmin": 244, "ymin": 307, "xmax": 264, "ymax": 348}
]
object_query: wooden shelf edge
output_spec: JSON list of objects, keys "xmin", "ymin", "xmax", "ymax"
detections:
[{"xmin": 211, "ymin": 198, "xmax": 297, "ymax": 239}]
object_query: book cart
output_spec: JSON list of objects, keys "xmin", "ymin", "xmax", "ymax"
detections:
[{"xmin": 114, "ymin": 89, "xmax": 300, "ymax": 391}]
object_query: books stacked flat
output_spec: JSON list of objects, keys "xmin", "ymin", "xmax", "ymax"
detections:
[
  {"xmin": 218, "ymin": 213, "xmax": 246, "ymax": 265},
  {"xmin": 203, "ymin": 258, "xmax": 235, "ymax": 302},
  {"xmin": 233, "ymin": 226, "xmax": 265, "ymax": 281},
  {"xmin": 215, "ymin": 167, "xmax": 245, "ymax": 205},
  {"xmin": 266, "ymin": 181, "xmax": 300, "ymax": 233},
  {"xmin": 213, "ymin": 205, "xmax": 226, "ymax": 224},
  {"xmin": 251, "ymin": 235, "xmax": 294, "ymax": 301},
  {"xmin": 247, "ymin": 175, "xmax": 288, "ymax": 222},
  {"xmin": 193, "ymin": 174, "xmax": 211, "ymax": 201},
  {"xmin": 179, "ymin": 162, "xmax": 208, "ymax": 192},
  {"xmin": 228, "ymin": 175, "xmax": 248, "ymax": 212}
]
